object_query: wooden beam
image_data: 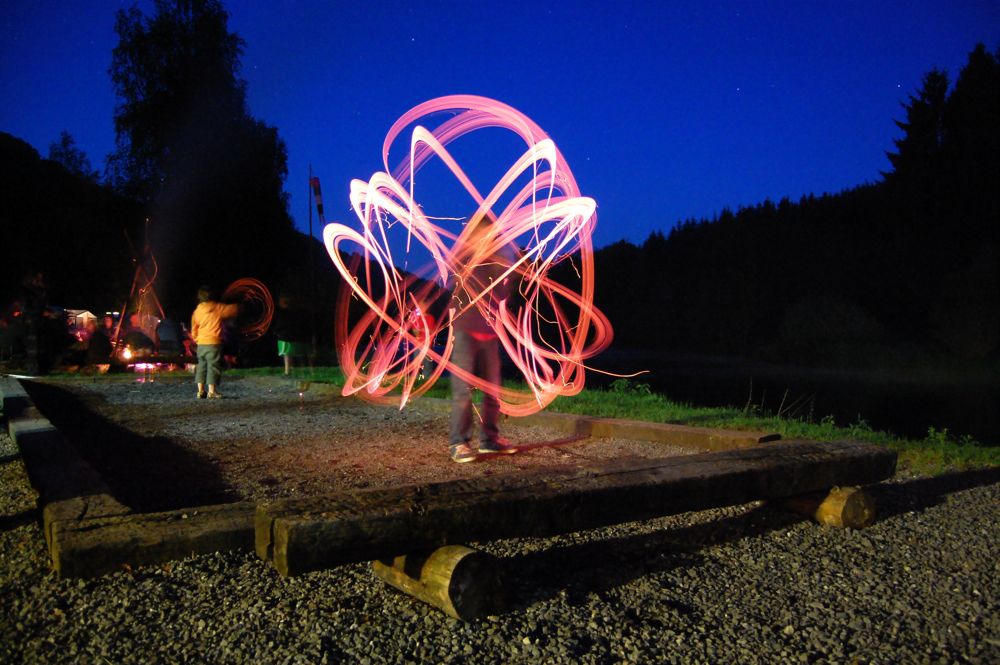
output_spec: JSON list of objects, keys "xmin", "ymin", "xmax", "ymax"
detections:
[
  {"xmin": 257, "ymin": 439, "xmax": 896, "ymax": 577},
  {"xmin": 417, "ymin": 397, "xmax": 780, "ymax": 450},
  {"xmin": 49, "ymin": 502, "xmax": 256, "ymax": 578},
  {"xmin": 372, "ymin": 545, "xmax": 501, "ymax": 620},
  {"xmin": 783, "ymin": 486, "xmax": 876, "ymax": 528},
  {"xmin": 512, "ymin": 409, "xmax": 780, "ymax": 451}
]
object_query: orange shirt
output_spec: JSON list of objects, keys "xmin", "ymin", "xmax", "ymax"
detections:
[{"xmin": 191, "ymin": 301, "xmax": 239, "ymax": 345}]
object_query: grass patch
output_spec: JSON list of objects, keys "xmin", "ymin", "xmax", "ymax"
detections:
[
  {"xmin": 226, "ymin": 366, "xmax": 348, "ymax": 385},
  {"xmin": 551, "ymin": 378, "xmax": 998, "ymax": 475}
]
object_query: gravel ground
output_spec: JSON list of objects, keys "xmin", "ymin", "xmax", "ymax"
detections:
[
  {"xmin": 16, "ymin": 376, "xmax": 695, "ymax": 512},
  {"xmin": 2, "ymin": 377, "xmax": 999, "ymax": 663}
]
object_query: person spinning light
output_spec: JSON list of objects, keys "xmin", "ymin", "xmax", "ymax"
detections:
[
  {"xmin": 428, "ymin": 214, "xmax": 520, "ymax": 463},
  {"xmin": 191, "ymin": 286, "xmax": 239, "ymax": 399}
]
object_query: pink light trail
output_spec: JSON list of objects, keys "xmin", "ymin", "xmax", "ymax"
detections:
[{"xmin": 323, "ymin": 95, "xmax": 613, "ymax": 416}]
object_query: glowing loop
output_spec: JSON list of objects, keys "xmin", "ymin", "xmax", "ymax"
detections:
[
  {"xmin": 222, "ymin": 278, "xmax": 274, "ymax": 341},
  {"xmin": 324, "ymin": 95, "xmax": 612, "ymax": 416}
]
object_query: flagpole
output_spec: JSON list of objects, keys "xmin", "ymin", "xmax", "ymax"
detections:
[{"xmin": 308, "ymin": 164, "xmax": 316, "ymax": 356}]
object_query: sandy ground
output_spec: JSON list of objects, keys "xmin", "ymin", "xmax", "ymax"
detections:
[{"xmin": 23, "ymin": 375, "xmax": 693, "ymax": 512}]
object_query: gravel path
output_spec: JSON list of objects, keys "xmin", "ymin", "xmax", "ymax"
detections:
[
  {"xmin": 18, "ymin": 376, "xmax": 695, "ymax": 512},
  {"xmin": 2, "ymin": 379, "xmax": 999, "ymax": 663}
]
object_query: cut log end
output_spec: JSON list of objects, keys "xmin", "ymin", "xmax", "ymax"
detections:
[
  {"xmin": 785, "ymin": 486, "xmax": 876, "ymax": 529},
  {"xmin": 372, "ymin": 545, "xmax": 502, "ymax": 621}
]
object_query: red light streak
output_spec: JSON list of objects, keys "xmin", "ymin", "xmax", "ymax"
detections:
[
  {"xmin": 323, "ymin": 95, "xmax": 613, "ymax": 416},
  {"xmin": 222, "ymin": 278, "xmax": 274, "ymax": 341}
]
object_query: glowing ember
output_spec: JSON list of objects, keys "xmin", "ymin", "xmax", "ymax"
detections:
[
  {"xmin": 222, "ymin": 278, "xmax": 275, "ymax": 341},
  {"xmin": 323, "ymin": 95, "xmax": 613, "ymax": 416}
]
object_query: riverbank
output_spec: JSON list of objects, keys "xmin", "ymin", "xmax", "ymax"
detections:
[{"xmin": 587, "ymin": 348, "xmax": 1000, "ymax": 445}]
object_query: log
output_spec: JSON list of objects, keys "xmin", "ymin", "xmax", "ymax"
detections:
[
  {"xmin": 49, "ymin": 502, "xmax": 256, "ymax": 578},
  {"xmin": 784, "ymin": 486, "xmax": 876, "ymax": 528},
  {"xmin": 4, "ymin": 379, "xmax": 132, "ymax": 559},
  {"xmin": 257, "ymin": 439, "xmax": 896, "ymax": 576},
  {"xmin": 0, "ymin": 375, "xmax": 32, "ymax": 418},
  {"xmin": 372, "ymin": 545, "xmax": 501, "ymax": 620},
  {"xmin": 512, "ymin": 409, "xmax": 781, "ymax": 451}
]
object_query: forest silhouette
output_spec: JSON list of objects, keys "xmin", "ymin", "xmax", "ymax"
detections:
[
  {"xmin": 1, "ymin": 0, "xmax": 997, "ymax": 375},
  {"xmin": 584, "ymin": 43, "xmax": 999, "ymax": 369}
]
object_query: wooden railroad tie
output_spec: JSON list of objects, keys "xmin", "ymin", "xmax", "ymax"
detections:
[{"xmin": 256, "ymin": 439, "xmax": 897, "ymax": 579}]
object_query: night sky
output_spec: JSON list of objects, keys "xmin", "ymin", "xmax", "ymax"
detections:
[{"xmin": 2, "ymin": 1, "xmax": 999, "ymax": 249}]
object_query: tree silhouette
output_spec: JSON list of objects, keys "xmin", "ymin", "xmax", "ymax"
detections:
[
  {"xmin": 107, "ymin": 0, "xmax": 294, "ymax": 314},
  {"xmin": 1, "ymin": 132, "xmax": 140, "ymax": 312},
  {"xmin": 587, "ymin": 42, "xmax": 1000, "ymax": 366},
  {"xmin": 107, "ymin": 0, "xmax": 246, "ymax": 202},
  {"xmin": 884, "ymin": 69, "xmax": 948, "ymax": 185},
  {"xmin": 48, "ymin": 131, "xmax": 99, "ymax": 182}
]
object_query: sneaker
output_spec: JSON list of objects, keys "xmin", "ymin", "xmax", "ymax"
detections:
[
  {"xmin": 478, "ymin": 438, "xmax": 517, "ymax": 455},
  {"xmin": 450, "ymin": 443, "xmax": 477, "ymax": 463}
]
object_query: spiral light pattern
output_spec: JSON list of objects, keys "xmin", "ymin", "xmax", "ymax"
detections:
[
  {"xmin": 222, "ymin": 278, "xmax": 274, "ymax": 341},
  {"xmin": 323, "ymin": 95, "xmax": 612, "ymax": 416}
]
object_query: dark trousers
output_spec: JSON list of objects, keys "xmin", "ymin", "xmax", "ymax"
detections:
[
  {"xmin": 450, "ymin": 332, "xmax": 501, "ymax": 445},
  {"xmin": 195, "ymin": 344, "xmax": 224, "ymax": 386}
]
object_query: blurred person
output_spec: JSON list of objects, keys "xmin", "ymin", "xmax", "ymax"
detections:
[
  {"xmin": 19, "ymin": 271, "xmax": 47, "ymax": 374},
  {"xmin": 85, "ymin": 318, "xmax": 112, "ymax": 366},
  {"xmin": 123, "ymin": 312, "xmax": 155, "ymax": 358},
  {"xmin": 428, "ymin": 215, "xmax": 520, "ymax": 463},
  {"xmin": 272, "ymin": 293, "xmax": 312, "ymax": 375},
  {"xmin": 155, "ymin": 316, "xmax": 183, "ymax": 356}
]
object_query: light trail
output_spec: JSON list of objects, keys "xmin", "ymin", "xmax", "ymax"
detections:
[
  {"xmin": 323, "ymin": 95, "xmax": 613, "ymax": 416},
  {"xmin": 222, "ymin": 278, "xmax": 274, "ymax": 341}
]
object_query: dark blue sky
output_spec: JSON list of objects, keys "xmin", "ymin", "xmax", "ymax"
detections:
[{"xmin": 2, "ymin": 1, "xmax": 999, "ymax": 249}]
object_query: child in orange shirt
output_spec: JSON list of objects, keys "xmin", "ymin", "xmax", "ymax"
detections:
[{"xmin": 191, "ymin": 286, "xmax": 240, "ymax": 399}]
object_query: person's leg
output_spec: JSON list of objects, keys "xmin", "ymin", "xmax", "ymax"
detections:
[
  {"xmin": 478, "ymin": 338, "xmax": 502, "ymax": 445},
  {"xmin": 204, "ymin": 345, "xmax": 223, "ymax": 395},
  {"xmin": 449, "ymin": 332, "xmax": 475, "ymax": 446},
  {"xmin": 195, "ymin": 345, "xmax": 208, "ymax": 397}
]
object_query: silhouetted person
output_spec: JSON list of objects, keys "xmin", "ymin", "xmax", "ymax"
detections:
[
  {"xmin": 123, "ymin": 312, "xmax": 155, "ymax": 358},
  {"xmin": 156, "ymin": 317, "xmax": 183, "ymax": 356},
  {"xmin": 273, "ymin": 293, "xmax": 311, "ymax": 375},
  {"xmin": 19, "ymin": 271, "xmax": 48, "ymax": 374},
  {"xmin": 85, "ymin": 318, "xmax": 112, "ymax": 365}
]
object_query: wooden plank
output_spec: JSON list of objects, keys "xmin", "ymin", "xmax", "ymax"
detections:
[
  {"xmin": 513, "ymin": 410, "xmax": 780, "ymax": 451},
  {"xmin": 258, "ymin": 439, "xmax": 896, "ymax": 576},
  {"xmin": 5, "ymin": 385, "xmax": 132, "ymax": 560},
  {"xmin": 415, "ymin": 397, "xmax": 780, "ymax": 450},
  {"xmin": 0, "ymin": 375, "xmax": 32, "ymax": 419},
  {"xmin": 49, "ymin": 502, "xmax": 256, "ymax": 578}
]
